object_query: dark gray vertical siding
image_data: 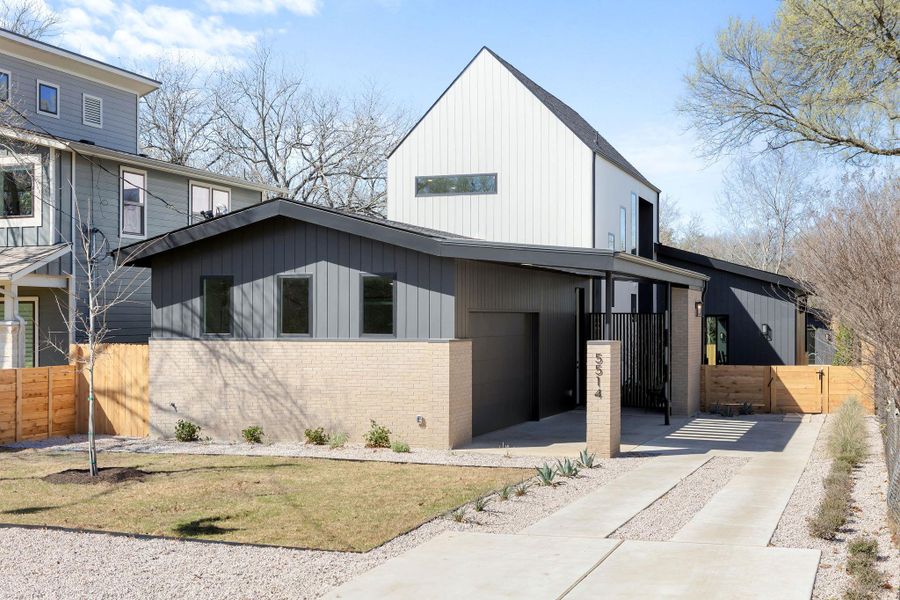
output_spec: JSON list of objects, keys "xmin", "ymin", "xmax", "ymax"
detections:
[
  {"xmin": 25, "ymin": 286, "xmax": 68, "ymax": 366},
  {"xmin": 151, "ymin": 218, "xmax": 456, "ymax": 340},
  {"xmin": 454, "ymin": 259, "xmax": 589, "ymax": 419},
  {"xmin": 0, "ymin": 52, "xmax": 139, "ymax": 153},
  {"xmin": 661, "ymin": 257, "xmax": 797, "ymax": 365}
]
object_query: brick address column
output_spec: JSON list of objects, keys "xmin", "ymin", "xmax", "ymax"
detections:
[{"xmin": 586, "ymin": 340, "xmax": 621, "ymax": 458}]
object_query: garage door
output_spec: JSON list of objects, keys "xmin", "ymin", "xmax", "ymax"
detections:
[{"xmin": 470, "ymin": 312, "xmax": 537, "ymax": 436}]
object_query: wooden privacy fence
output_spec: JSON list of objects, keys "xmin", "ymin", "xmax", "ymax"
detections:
[
  {"xmin": 701, "ymin": 365, "xmax": 874, "ymax": 414},
  {"xmin": 0, "ymin": 365, "xmax": 77, "ymax": 443},
  {"xmin": 73, "ymin": 344, "xmax": 149, "ymax": 437}
]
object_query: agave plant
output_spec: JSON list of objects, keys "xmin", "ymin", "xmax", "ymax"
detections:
[
  {"xmin": 498, "ymin": 485, "xmax": 512, "ymax": 501},
  {"xmin": 556, "ymin": 458, "xmax": 580, "ymax": 478},
  {"xmin": 474, "ymin": 496, "xmax": 490, "ymax": 512},
  {"xmin": 450, "ymin": 507, "xmax": 467, "ymax": 523},
  {"xmin": 578, "ymin": 449, "xmax": 596, "ymax": 469},
  {"xmin": 535, "ymin": 463, "xmax": 557, "ymax": 486},
  {"xmin": 514, "ymin": 482, "xmax": 530, "ymax": 496}
]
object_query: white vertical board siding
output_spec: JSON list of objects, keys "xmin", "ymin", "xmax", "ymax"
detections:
[
  {"xmin": 593, "ymin": 154, "xmax": 659, "ymax": 310},
  {"xmin": 387, "ymin": 50, "xmax": 593, "ymax": 247}
]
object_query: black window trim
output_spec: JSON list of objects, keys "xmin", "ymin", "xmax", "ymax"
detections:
[
  {"xmin": 201, "ymin": 275, "xmax": 233, "ymax": 337},
  {"xmin": 0, "ymin": 69, "xmax": 10, "ymax": 103},
  {"xmin": 703, "ymin": 313, "xmax": 729, "ymax": 366},
  {"xmin": 278, "ymin": 274, "xmax": 313, "ymax": 337},
  {"xmin": 36, "ymin": 79, "xmax": 59, "ymax": 118},
  {"xmin": 414, "ymin": 172, "xmax": 498, "ymax": 197},
  {"xmin": 360, "ymin": 272, "xmax": 397, "ymax": 338}
]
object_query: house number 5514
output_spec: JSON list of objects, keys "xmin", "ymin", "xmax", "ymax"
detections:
[{"xmin": 594, "ymin": 353, "xmax": 604, "ymax": 398}]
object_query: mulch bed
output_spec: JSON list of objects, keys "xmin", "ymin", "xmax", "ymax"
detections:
[{"xmin": 42, "ymin": 467, "xmax": 151, "ymax": 485}]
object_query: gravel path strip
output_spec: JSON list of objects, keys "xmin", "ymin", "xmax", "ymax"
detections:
[
  {"xmin": 610, "ymin": 456, "xmax": 749, "ymax": 542},
  {"xmin": 770, "ymin": 416, "xmax": 900, "ymax": 600},
  {"xmin": 4, "ymin": 434, "xmax": 595, "ymax": 469},
  {"xmin": 0, "ymin": 444, "xmax": 647, "ymax": 599}
]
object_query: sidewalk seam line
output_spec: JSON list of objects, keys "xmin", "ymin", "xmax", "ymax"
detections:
[{"xmin": 555, "ymin": 538, "xmax": 624, "ymax": 600}]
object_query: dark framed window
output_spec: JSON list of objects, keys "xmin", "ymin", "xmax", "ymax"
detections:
[
  {"xmin": 0, "ymin": 71, "xmax": 9, "ymax": 103},
  {"xmin": 36, "ymin": 81, "xmax": 58, "ymax": 117},
  {"xmin": 202, "ymin": 276, "xmax": 232, "ymax": 335},
  {"xmin": 415, "ymin": 173, "xmax": 497, "ymax": 196},
  {"xmin": 279, "ymin": 276, "xmax": 311, "ymax": 335},
  {"xmin": 703, "ymin": 315, "xmax": 728, "ymax": 365},
  {"xmin": 361, "ymin": 274, "xmax": 395, "ymax": 336},
  {"xmin": 0, "ymin": 163, "xmax": 34, "ymax": 217},
  {"xmin": 120, "ymin": 168, "xmax": 146, "ymax": 237}
]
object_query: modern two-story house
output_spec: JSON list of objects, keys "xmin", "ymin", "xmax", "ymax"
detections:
[{"xmin": 0, "ymin": 28, "xmax": 279, "ymax": 368}]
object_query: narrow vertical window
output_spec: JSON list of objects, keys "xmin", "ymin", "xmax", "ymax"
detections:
[
  {"xmin": 362, "ymin": 274, "xmax": 395, "ymax": 335},
  {"xmin": 0, "ymin": 71, "xmax": 10, "ymax": 103},
  {"xmin": 280, "ymin": 276, "xmax": 311, "ymax": 335},
  {"xmin": 607, "ymin": 233, "xmax": 615, "ymax": 250},
  {"xmin": 202, "ymin": 276, "xmax": 232, "ymax": 335},
  {"xmin": 630, "ymin": 192, "xmax": 638, "ymax": 255},
  {"xmin": 121, "ymin": 168, "xmax": 146, "ymax": 237},
  {"xmin": 619, "ymin": 207, "xmax": 627, "ymax": 251},
  {"xmin": 36, "ymin": 81, "xmax": 59, "ymax": 117}
]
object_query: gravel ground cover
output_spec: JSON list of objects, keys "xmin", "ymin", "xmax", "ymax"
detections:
[
  {"xmin": 0, "ymin": 442, "xmax": 647, "ymax": 599},
  {"xmin": 771, "ymin": 416, "xmax": 900, "ymax": 599},
  {"xmin": 610, "ymin": 456, "xmax": 750, "ymax": 541},
  {"xmin": 6, "ymin": 434, "xmax": 590, "ymax": 469}
]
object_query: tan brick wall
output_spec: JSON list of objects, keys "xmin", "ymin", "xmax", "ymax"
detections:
[
  {"xmin": 586, "ymin": 340, "xmax": 620, "ymax": 458},
  {"xmin": 149, "ymin": 338, "xmax": 473, "ymax": 449},
  {"xmin": 671, "ymin": 287, "xmax": 701, "ymax": 416}
]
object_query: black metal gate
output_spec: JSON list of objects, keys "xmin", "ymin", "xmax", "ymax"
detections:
[{"xmin": 587, "ymin": 313, "xmax": 667, "ymax": 410}]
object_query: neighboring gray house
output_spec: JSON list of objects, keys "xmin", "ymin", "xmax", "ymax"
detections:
[
  {"xmin": 118, "ymin": 199, "xmax": 706, "ymax": 446},
  {"xmin": 0, "ymin": 28, "xmax": 279, "ymax": 367}
]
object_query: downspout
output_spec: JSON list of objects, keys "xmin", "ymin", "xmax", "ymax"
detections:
[{"xmin": 69, "ymin": 150, "xmax": 76, "ymax": 349}]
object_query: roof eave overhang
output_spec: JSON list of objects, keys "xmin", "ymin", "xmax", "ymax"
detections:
[{"xmin": 0, "ymin": 243, "xmax": 71, "ymax": 282}]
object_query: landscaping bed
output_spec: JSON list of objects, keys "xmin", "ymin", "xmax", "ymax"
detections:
[{"xmin": 0, "ymin": 450, "xmax": 527, "ymax": 552}]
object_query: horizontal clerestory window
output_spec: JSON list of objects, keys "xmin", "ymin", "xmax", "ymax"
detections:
[{"xmin": 415, "ymin": 173, "xmax": 497, "ymax": 196}]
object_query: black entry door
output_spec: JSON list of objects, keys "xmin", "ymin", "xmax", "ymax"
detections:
[{"xmin": 470, "ymin": 312, "xmax": 537, "ymax": 436}]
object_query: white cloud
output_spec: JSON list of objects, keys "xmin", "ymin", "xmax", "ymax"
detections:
[
  {"xmin": 205, "ymin": 0, "xmax": 319, "ymax": 16},
  {"xmin": 54, "ymin": 0, "xmax": 258, "ymax": 68}
]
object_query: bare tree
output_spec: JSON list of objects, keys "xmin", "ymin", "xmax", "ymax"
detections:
[
  {"xmin": 680, "ymin": 0, "xmax": 899, "ymax": 160},
  {"xmin": 0, "ymin": 0, "xmax": 60, "ymax": 40},
  {"xmin": 212, "ymin": 45, "xmax": 407, "ymax": 214},
  {"xmin": 716, "ymin": 149, "xmax": 820, "ymax": 274},
  {"xmin": 658, "ymin": 195, "xmax": 709, "ymax": 253},
  {"xmin": 139, "ymin": 57, "xmax": 224, "ymax": 170},
  {"xmin": 793, "ymin": 170, "xmax": 900, "ymax": 395}
]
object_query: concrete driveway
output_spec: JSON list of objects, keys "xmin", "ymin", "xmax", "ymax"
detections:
[{"xmin": 328, "ymin": 414, "xmax": 824, "ymax": 599}]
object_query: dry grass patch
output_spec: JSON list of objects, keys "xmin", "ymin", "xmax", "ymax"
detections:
[{"xmin": 0, "ymin": 450, "xmax": 526, "ymax": 552}]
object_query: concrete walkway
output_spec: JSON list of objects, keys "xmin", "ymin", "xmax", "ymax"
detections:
[
  {"xmin": 328, "ymin": 415, "xmax": 824, "ymax": 599},
  {"xmin": 523, "ymin": 454, "xmax": 710, "ymax": 538},
  {"xmin": 672, "ymin": 415, "xmax": 823, "ymax": 546}
]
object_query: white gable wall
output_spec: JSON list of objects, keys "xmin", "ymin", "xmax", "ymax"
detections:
[{"xmin": 387, "ymin": 50, "xmax": 594, "ymax": 247}]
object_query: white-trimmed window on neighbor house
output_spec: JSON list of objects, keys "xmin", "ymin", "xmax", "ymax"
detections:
[
  {"xmin": 619, "ymin": 207, "xmax": 627, "ymax": 251},
  {"xmin": 36, "ymin": 80, "xmax": 59, "ymax": 117},
  {"xmin": 190, "ymin": 182, "xmax": 230, "ymax": 223},
  {"xmin": 82, "ymin": 93, "xmax": 102, "ymax": 128},
  {"xmin": 0, "ymin": 70, "xmax": 10, "ymax": 103},
  {"xmin": 0, "ymin": 154, "xmax": 42, "ymax": 228},
  {"xmin": 415, "ymin": 173, "xmax": 497, "ymax": 196},
  {"xmin": 120, "ymin": 168, "xmax": 146, "ymax": 238}
]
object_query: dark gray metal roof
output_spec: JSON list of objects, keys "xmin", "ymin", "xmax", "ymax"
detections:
[
  {"xmin": 656, "ymin": 244, "xmax": 806, "ymax": 291},
  {"xmin": 117, "ymin": 198, "xmax": 705, "ymax": 287},
  {"xmin": 387, "ymin": 47, "xmax": 659, "ymax": 193}
]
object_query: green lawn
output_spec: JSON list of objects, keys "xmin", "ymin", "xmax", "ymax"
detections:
[{"xmin": 0, "ymin": 450, "xmax": 527, "ymax": 551}]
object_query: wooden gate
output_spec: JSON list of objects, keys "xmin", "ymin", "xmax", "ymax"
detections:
[
  {"xmin": 771, "ymin": 366, "xmax": 824, "ymax": 413},
  {"xmin": 588, "ymin": 313, "xmax": 667, "ymax": 410}
]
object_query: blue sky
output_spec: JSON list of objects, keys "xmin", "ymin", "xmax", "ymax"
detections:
[{"xmin": 45, "ymin": 0, "xmax": 781, "ymax": 231}]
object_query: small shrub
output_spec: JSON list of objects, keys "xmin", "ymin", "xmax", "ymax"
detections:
[
  {"xmin": 174, "ymin": 419, "xmax": 201, "ymax": 442},
  {"xmin": 844, "ymin": 536, "xmax": 885, "ymax": 600},
  {"xmin": 304, "ymin": 427, "xmax": 329, "ymax": 445},
  {"xmin": 498, "ymin": 485, "xmax": 512, "ymax": 501},
  {"xmin": 829, "ymin": 399, "xmax": 867, "ymax": 466},
  {"xmin": 578, "ymin": 449, "xmax": 596, "ymax": 469},
  {"xmin": 739, "ymin": 402, "xmax": 754, "ymax": 415},
  {"xmin": 514, "ymin": 482, "xmax": 530, "ymax": 497},
  {"xmin": 391, "ymin": 440, "xmax": 410, "ymax": 453},
  {"xmin": 241, "ymin": 425, "xmax": 264, "ymax": 444},
  {"xmin": 450, "ymin": 507, "xmax": 466, "ymax": 523},
  {"xmin": 329, "ymin": 432, "xmax": 349, "ymax": 449},
  {"xmin": 535, "ymin": 464, "xmax": 557, "ymax": 486},
  {"xmin": 556, "ymin": 458, "xmax": 580, "ymax": 478},
  {"xmin": 474, "ymin": 496, "xmax": 490, "ymax": 512},
  {"xmin": 364, "ymin": 420, "xmax": 391, "ymax": 448}
]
